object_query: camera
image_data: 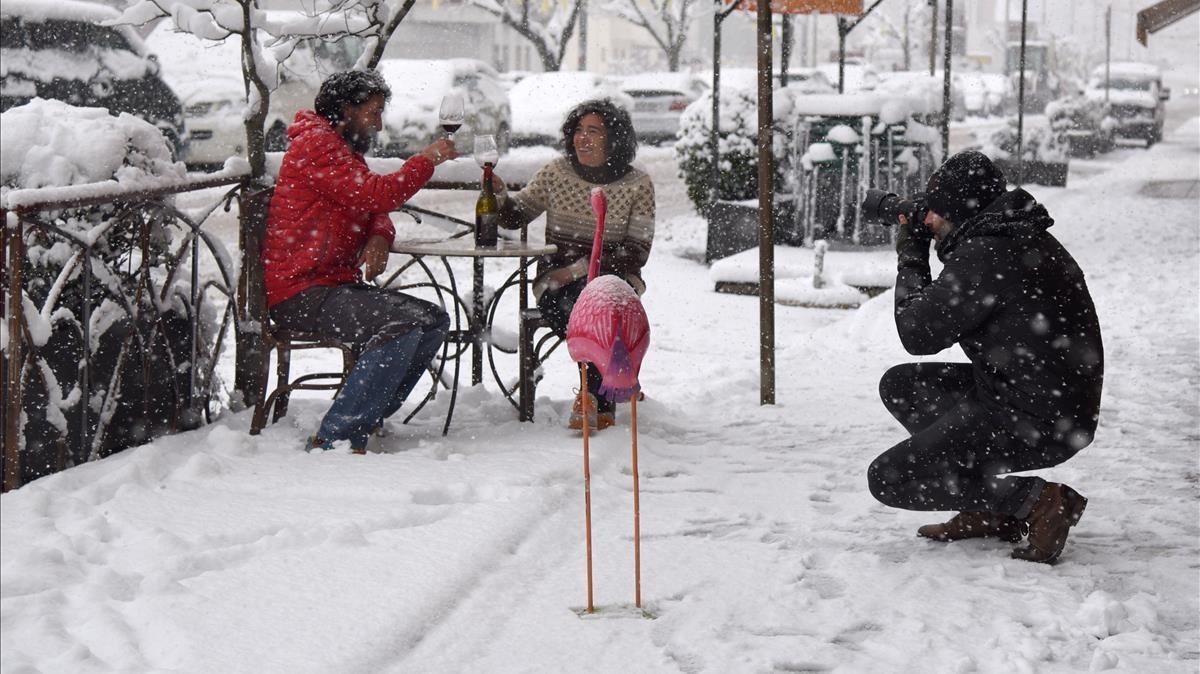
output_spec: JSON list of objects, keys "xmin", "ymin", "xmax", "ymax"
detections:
[{"xmin": 861, "ymin": 189, "xmax": 928, "ymax": 227}]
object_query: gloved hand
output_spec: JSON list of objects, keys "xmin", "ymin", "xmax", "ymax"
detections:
[{"xmin": 895, "ymin": 211, "xmax": 933, "ymax": 268}]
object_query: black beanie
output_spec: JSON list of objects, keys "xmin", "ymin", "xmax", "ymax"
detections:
[{"xmin": 925, "ymin": 151, "xmax": 1006, "ymax": 223}]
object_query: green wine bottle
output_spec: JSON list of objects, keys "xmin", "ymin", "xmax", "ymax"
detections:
[{"xmin": 475, "ymin": 164, "xmax": 499, "ymax": 247}]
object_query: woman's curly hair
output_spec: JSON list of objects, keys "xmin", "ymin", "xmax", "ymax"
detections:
[
  {"xmin": 560, "ymin": 98, "xmax": 638, "ymax": 173},
  {"xmin": 314, "ymin": 70, "xmax": 391, "ymax": 124}
]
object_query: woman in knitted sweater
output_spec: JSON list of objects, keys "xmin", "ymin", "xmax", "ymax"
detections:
[{"xmin": 490, "ymin": 99, "xmax": 656, "ymax": 430}]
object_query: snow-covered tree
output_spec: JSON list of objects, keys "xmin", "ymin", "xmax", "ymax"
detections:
[
  {"xmin": 111, "ymin": 0, "xmax": 399, "ymax": 178},
  {"xmin": 602, "ymin": 0, "xmax": 698, "ymax": 72},
  {"xmin": 466, "ymin": 0, "xmax": 584, "ymax": 72}
]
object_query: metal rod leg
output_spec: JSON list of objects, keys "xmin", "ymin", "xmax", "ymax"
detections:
[
  {"xmin": 631, "ymin": 392, "xmax": 641, "ymax": 608},
  {"xmin": 581, "ymin": 363, "xmax": 594, "ymax": 613}
]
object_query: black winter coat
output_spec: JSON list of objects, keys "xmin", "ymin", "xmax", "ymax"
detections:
[{"xmin": 894, "ymin": 188, "xmax": 1104, "ymax": 449}]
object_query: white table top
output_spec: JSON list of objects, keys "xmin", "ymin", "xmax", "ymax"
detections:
[{"xmin": 392, "ymin": 237, "xmax": 557, "ymax": 258}]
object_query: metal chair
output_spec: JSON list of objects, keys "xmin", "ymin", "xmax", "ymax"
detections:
[{"xmin": 249, "ymin": 325, "xmax": 359, "ymax": 435}]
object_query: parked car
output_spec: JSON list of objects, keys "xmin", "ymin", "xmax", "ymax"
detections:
[
  {"xmin": 145, "ymin": 17, "xmax": 362, "ymax": 167},
  {"xmin": 508, "ymin": 71, "xmax": 632, "ymax": 146},
  {"xmin": 1, "ymin": 0, "xmax": 185, "ymax": 158},
  {"xmin": 619, "ymin": 72, "xmax": 709, "ymax": 142},
  {"xmin": 376, "ymin": 58, "xmax": 511, "ymax": 157},
  {"xmin": 1084, "ymin": 61, "xmax": 1169, "ymax": 145},
  {"xmin": 957, "ymin": 72, "xmax": 1010, "ymax": 117},
  {"xmin": 702, "ymin": 68, "xmax": 834, "ymax": 95}
]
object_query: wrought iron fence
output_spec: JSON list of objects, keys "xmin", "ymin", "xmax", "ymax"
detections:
[{"xmin": 2, "ymin": 173, "xmax": 250, "ymax": 491}]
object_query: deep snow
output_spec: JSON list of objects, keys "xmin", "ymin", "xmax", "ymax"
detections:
[{"xmin": 2, "ymin": 114, "xmax": 1197, "ymax": 672}]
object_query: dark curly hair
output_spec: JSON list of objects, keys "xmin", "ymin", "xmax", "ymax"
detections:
[
  {"xmin": 560, "ymin": 98, "xmax": 638, "ymax": 175},
  {"xmin": 314, "ymin": 70, "xmax": 391, "ymax": 124}
]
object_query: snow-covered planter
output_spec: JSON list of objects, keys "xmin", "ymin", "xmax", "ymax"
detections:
[
  {"xmin": 1046, "ymin": 95, "xmax": 1116, "ymax": 158},
  {"xmin": 980, "ymin": 118, "xmax": 1069, "ymax": 187},
  {"xmin": 674, "ymin": 89, "xmax": 788, "ymax": 214},
  {"xmin": 2, "ymin": 99, "xmax": 223, "ymax": 480}
]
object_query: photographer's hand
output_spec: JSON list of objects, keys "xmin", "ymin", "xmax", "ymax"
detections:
[{"xmin": 895, "ymin": 214, "xmax": 933, "ymax": 269}]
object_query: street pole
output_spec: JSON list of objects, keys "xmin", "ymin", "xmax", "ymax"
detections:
[
  {"xmin": 837, "ymin": 18, "xmax": 847, "ymax": 93},
  {"xmin": 1105, "ymin": 5, "xmax": 1112, "ymax": 103},
  {"xmin": 929, "ymin": 0, "xmax": 938, "ymax": 76},
  {"xmin": 781, "ymin": 15, "xmax": 792, "ymax": 87},
  {"xmin": 757, "ymin": 0, "xmax": 775, "ymax": 406},
  {"xmin": 578, "ymin": 0, "xmax": 588, "ymax": 70},
  {"xmin": 941, "ymin": 0, "xmax": 953, "ymax": 163},
  {"xmin": 1015, "ymin": 0, "xmax": 1028, "ymax": 185}
]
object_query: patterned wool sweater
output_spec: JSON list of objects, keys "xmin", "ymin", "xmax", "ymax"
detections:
[{"xmin": 498, "ymin": 158, "xmax": 655, "ymax": 299}]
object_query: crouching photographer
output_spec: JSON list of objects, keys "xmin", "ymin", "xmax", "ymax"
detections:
[{"xmin": 863, "ymin": 151, "xmax": 1104, "ymax": 564}]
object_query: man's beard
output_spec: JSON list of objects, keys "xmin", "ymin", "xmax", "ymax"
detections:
[{"xmin": 341, "ymin": 125, "xmax": 376, "ymax": 154}]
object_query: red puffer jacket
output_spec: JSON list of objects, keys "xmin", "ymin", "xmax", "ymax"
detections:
[{"xmin": 263, "ymin": 110, "xmax": 435, "ymax": 307}]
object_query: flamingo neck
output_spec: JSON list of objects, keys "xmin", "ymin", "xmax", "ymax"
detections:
[{"xmin": 588, "ymin": 208, "xmax": 605, "ymax": 282}]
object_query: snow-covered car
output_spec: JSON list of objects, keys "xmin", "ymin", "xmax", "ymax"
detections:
[
  {"xmin": 0, "ymin": 0, "xmax": 185, "ymax": 158},
  {"xmin": 814, "ymin": 62, "xmax": 880, "ymax": 93},
  {"xmin": 1084, "ymin": 61, "xmax": 1169, "ymax": 144},
  {"xmin": 146, "ymin": 21, "xmax": 363, "ymax": 166},
  {"xmin": 508, "ymin": 71, "xmax": 633, "ymax": 146},
  {"xmin": 702, "ymin": 68, "xmax": 834, "ymax": 95},
  {"xmin": 874, "ymin": 71, "xmax": 961, "ymax": 122},
  {"xmin": 376, "ymin": 58, "xmax": 511, "ymax": 158},
  {"xmin": 174, "ymin": 78, "xmax": 249, "ymax": 168},
  {"xmin": 957, "ymin": 72, "xmax": 1010, "ymax": 117},
  {"xmin": 619, "ymin": 72, "xmax": 709, "ymax": 142}
]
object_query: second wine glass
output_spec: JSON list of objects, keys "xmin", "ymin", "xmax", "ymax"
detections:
[
  {"xmin": 438, "ymin": 92, "xmax": 465, "ymax": 139},
  {"xmin": 473, "ymin": 134, "xmax": 499, "ymax": 168}
]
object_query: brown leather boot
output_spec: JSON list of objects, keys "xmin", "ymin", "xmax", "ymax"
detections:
[
  {"xmin": 1011, "ymin": 483, "xmax": 1087, "ymax": 564},
  {"xmin": 917, "ymin": 511, "xmax": 1024, "ymax": 543}
]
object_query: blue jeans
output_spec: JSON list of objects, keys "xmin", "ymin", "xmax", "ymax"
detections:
[{"xmin": 271, "ymin": 284, "xmax": 450, "ymax": 449}]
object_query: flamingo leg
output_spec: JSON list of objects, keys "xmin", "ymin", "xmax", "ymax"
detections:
[
  {"xmin": 631, "ymin": 392, "xmax": 641, "ymax": 608},
  {"xmin": 581, "ymin": 363, "xmax": 594, "ymax": 613}
]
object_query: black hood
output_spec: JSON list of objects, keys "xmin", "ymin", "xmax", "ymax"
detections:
[{"xmin": 936, "ymin": 188, "xmax": 1054, "ymax": 261}]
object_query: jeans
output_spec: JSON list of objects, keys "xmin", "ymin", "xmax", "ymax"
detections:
[
  {"xmin": 271, "ymin": 284, "xmax": 450, "ymax": 449},
  {"xmin": 538, "ymin": 278, "xmax": 614, "ymax": 414},
  {"xmin": 867, "ymin": 363, "xmax": 1079, "ymax": 518}
]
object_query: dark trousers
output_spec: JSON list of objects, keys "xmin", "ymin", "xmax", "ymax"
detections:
[
  {"xmin": 867, "ymin": 363, "xmax": 1078, "ymax": 518},
  {"xmin": 271, "ymin": 284, "xmax": 450, "ymax": 447},
  {"xmin": 538, "ymin": 278, "xmax": 614, "ymax": 414}
]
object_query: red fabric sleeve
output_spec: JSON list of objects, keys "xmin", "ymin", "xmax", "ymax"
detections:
[{"xmin": 301, "ymin": 135, "xmax": 436, "ymax": 214}]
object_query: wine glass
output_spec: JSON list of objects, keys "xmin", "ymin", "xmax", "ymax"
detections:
[
  {"xmin": 473, "ymin": 134, "xmax": 499, "ymax": 169},
  {"xmin": 438, "ymin": 92, "xmax": 465, "ymax": 139}
]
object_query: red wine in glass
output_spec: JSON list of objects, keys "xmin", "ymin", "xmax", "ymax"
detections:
[
  {"xmin": 441, "ymin": 122, "xmax": 462, "ymax": 135},
  {"xmin": 439, "ymin": 93, "xmax": 465, "ymax": 140}
]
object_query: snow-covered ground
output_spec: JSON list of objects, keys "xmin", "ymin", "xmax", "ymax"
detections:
[{"xmin": 2, "ymin": 113, "xmax": 1198, "ymax": 672}]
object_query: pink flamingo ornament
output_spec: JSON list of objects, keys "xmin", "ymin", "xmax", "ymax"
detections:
[{"xmin": 566, "ymin": 187, "xmax": 649, "ymax": 613}]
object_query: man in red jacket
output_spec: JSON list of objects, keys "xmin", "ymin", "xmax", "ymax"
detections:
[{"xmin": 264, "ymin": 70, "xmax": 457, "ymax": 453}]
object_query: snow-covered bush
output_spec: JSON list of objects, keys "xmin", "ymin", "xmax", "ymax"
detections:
[
  {"xmin": 981, "ymin": 118, "xmax": 1067, "ymax": 163},
  {"xmin": 675, "ymin": 89, "xmax": 786, "ymax": 214},
  {"xmin": 1046, "ymin": 95, "xmax": 1116, "ymax": 158},
  {"xmin": 3, "ymin": 99, "xmax": 211, "ymax": 478}
]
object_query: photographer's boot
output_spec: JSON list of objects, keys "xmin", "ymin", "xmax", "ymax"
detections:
[
  {"xmin": 917, "ymin": 511, "xmax": 1023, "ymax": 543},
  {"xmin": 1011, "ymin": 483, "xmax": 1087, "ymax": 564}
]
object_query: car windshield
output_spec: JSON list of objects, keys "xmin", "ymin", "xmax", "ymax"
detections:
[
  {"xmin": 16, "ymin": 19, "xmax": 133, "ymax": 52},
  {"xmin": 1106, "ymin": 78, "xmax": 1153, "ymax": 91}
]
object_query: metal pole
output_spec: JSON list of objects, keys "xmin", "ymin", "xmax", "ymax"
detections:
[
  {"xmin": 837, "ymin": 19, "xmax": 847, "ymax": 93},
  {"xmin": 578, "ymin": 0, "xmax": 588, "ymax": 70},
  {"xmin": 3, "ymin": 212, "xmax": 24, "ymax": 491},
  {"xmin": 1105, "ymin": 5, "xmax": 1112, "ymax": 103},
  {"xmin": 757, "ymin": 0, "xmax": 775, "ymax": 406},
  {"xmin": 709, "ymin": 3, "xmax": 724, "ymax": 213},
  {"xmin": 1015, "ymin": 0, "xmax": 1028, "ymax": 185},
  {"xmin": 929, "ymin": 0, "xmax": 938, "ymax": 76},
  {"xmin": 781, "ymin": 15, "xmax": 792, "ymax": 87},
  {"xmin": 941, "ymin": 0, "xmax": 953, "ymax": 163}
]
